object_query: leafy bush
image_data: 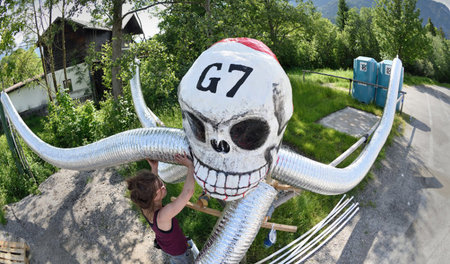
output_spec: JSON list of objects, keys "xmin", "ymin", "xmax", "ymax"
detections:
[
  {"xmin": 410, "ymin": 34, "xmax": 450, "ymax": 83},
  {"xmin": 137, "ymin": 40, "xmax": 180, "ymax": 111},
  {"xmin": 87, "ymin": 39, "xmax": 180, "ymax": 114},
  {"xmin": 45, "ymin": 91, "xmax": 101, "ymax": 148},
  {"xmin": 44, "ymin": 90, "xmax": 140, "ymax": 148},
  {"xmin": 97, "ymin": 92, "xmax": 140, "ymax": 137},
  {"xmin": 0, "ymin": 136, "xmax": 33, "ymax": 205}
]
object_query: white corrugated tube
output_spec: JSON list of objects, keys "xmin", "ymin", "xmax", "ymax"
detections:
[
  {"xmin": 0, "ymin": 92, "xmax": 189, "ymax": 170},
  {"xmin": 130, "ymin": 62, "xmax": 187, "ymax": 183}
]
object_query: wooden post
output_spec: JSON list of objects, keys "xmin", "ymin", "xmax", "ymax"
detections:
[{"xmin": 348, "ymin": 80, "xmax": 352, "ymax": 95}]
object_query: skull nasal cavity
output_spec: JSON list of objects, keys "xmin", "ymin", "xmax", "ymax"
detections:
[{"xmin": 211, "ymin": 139, "xmax": 230, "ymax": 153}]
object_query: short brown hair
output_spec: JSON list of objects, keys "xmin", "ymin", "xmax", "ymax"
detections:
[{"xmin": 126, "ymin": 169, "xmax": 160, "ymax": 211}]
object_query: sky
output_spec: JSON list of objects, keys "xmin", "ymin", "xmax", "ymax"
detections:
[{"xmin": 74, "ymin": 3, "xmax": 162, "ymax": 40}]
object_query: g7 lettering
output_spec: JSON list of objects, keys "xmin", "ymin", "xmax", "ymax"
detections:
[{"xmin": 196, "ymin": 63, "xmax": 253, "ymax": 98}]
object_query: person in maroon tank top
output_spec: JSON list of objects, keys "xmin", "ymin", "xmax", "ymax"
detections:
[{"xmin": 126, "ymin": 153, "xmax": 195, "ymax": 264}]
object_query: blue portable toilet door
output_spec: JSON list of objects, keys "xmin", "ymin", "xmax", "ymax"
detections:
[
  {"xmin": 375, "ymin": 60, "xmax": 403, "ymax": 110},
  {"xmin": 352, "ymin": 56, "xmax": 377, "ymax": 104}
]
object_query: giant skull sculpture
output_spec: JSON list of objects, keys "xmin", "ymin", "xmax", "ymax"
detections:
[
  {"xmin": 178, "ymin": 38, "xmax": 292, "ymax": 200},
  {"xmin": 0, "ymin": 35, "xmax": 403, "ymax": 263}
]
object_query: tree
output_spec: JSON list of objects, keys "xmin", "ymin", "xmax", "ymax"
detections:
[
  {"xmin": 437, "ymin": 27, "xmax": 445, "ymax": 38},
  {"xmin": 61, "ymin": 0, "xmax": 69, "ymax": 88},
  {"xmin": 78, "ymin": 0, "xmax": 177, "ymax": 100},
  {"xmin": 336, "ymin": 7, "xmax": 380, "ymax": 68},
  {"xmin": 0, "ymin": 47, "xmax": 43, "ymax": 89},
  {"xmin": 310, "ymin": 16, "xmax": 338, "ymax": 68},
  {"xmin": 336, "ymin": 0, "xmax": 349, "ymax": 30},
  {"xmin": 32, "ymin": 0, "xmax": 50, "ymax": 92},
  {"xmin": 0, "ymin": 0, "xmax": 25, "ymax": 53},
  {"xmin": 425, "ymin": 17, "xmax": 436, "ymax": 36},
  {"xmin": 0, "ymin": 0, "xmax": 65, "ymax": 100},
  {"xmin": 157, "ymin": 0, "xmax": 315, "ymax": 70},
  {"xmin": 43, "ymin": 0, "xmax": 59, "ymax": 92},
  {"xmin": 373, "ymin": 0, "xmax": 429, "ymax": 67}
]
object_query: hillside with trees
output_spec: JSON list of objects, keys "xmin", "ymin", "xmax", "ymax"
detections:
[{"xmin": 310, "ymin": 0, "xmax": 450, "ymax": 38}]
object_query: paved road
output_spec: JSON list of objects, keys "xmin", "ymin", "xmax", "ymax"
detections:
[{"xmin": 308, "ymin": 84, "xmax": 450, "ymax": 264}]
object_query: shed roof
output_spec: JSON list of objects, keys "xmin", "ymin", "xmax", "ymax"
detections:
[{"xmin": 50, "ymin": 14, "xmax": 143, "ymax": 35}]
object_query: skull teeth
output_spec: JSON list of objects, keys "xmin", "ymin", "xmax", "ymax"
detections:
[{"xmin": 192, "ymin": 155, "xmax": 269, "ymax": 200}]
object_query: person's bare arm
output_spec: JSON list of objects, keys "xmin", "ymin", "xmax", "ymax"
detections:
[
  {"xmin": 146, "ymin": 159, "xmax": 159, "ymax": 175},
  {"xmin": 158, "ymin": 153, "xmax": 195, "ymax": 224}
]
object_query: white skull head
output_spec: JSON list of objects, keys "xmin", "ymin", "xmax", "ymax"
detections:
[{"xmin": 178, "ymin": 38, "xmax": 292, "ymax": 201}]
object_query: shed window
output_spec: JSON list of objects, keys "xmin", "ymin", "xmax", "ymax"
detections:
[{"xmin": 63, "ymin": 79, "xmax": 73, "ymax": 92}]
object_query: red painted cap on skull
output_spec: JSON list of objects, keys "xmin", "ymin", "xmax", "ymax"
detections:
[{"xmin": 214, "ymin": 38, "xmax": 279, "ymax": 63}]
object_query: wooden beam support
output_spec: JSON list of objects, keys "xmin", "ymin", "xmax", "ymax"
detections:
[
  {"xmin": 172, "ymin": 197, "xmax": 297, "ymax": 233},
  {"xmin": 268, "ymin": 180, "xmax": 301, "ymax": 193}
]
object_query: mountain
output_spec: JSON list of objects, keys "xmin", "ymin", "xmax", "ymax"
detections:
[{"xmin": 306, "ymin": 0, "xmax": 450, "ymax": 38}]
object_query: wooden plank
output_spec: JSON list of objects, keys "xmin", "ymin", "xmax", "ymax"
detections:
[
  {"xmin": 0, "ymin": 246, "xmax": 25, "ymax": 254},
  {"xmin": 261, "ymin": 221, "xmax": 297, "ymax": 233},
  {"xmin": 0, "ymin": 241, "xmax": 29, "ymax": 264},
  {"xmin": 172, "ymin": 197, "xmax": 221, "ymax": 217},
  {"xmin": 269, "ymin": 180, "xmax": 301, "ymax": 193},
  {"xmin": 0, "ymin": 251, "xmax": 26, "ymax": 261},
  {"xmin": 172, "ymin": 197, "xmax": 297, "ymax": 233},
  {"xmin": 0, "ymin": 241, "xmax": 28, "ymax": 249},
  {"xmin": 0, "ymin": 258, "xmax": 16, "ymax": 264}
]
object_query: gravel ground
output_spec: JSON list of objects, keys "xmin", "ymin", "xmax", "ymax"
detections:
[{"xmin": 0, "ymin": 168, "xmax": 166, "ymax": 263}]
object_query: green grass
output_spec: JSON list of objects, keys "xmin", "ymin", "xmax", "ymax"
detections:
[
  {"xmin": 0, "ymin": 114, "xmax": 56, "ymax": 224},
  {"xmin": 289, "ymin": 68, "xmax": 354, "ymax": 91},
  {"xmin": 292, "ymin": 67, "xmax": 450, "ymax": 89},
  {"xmin": 403, "ymin": 74, "xmax": 450, "ymax": 89},
  {"xmin": 283, "ymin": 75, "xmax": 383, "ymax": 164},
  {"xmin": 154, "ymin": 105, "xmax": 183, "ymax": 128}
]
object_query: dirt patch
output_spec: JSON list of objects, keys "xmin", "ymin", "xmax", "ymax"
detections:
[{"xmin": 0, "ymin": 169, "xmax": 165, "ymax": 263}]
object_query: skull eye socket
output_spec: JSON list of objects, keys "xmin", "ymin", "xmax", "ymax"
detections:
[
  {"xmin": 186, "ymin": 112, "xmax": 206, "ymax": 143},
  {"xmin": 230, "ymin": 119, "xmax": 270, "ymax": 150}
]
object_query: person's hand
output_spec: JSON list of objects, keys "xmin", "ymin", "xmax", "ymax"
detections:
[
  {"xmin": 146, "ymin": 159, "xmax": 159, "ymax": 172},
  {"xmin": 174, "ymin": 152, "xmax": 193, "ymax": 169}
]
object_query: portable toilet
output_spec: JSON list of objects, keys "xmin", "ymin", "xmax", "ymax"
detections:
[
  {"xmin": 375, "ymin": 60, "xmax": 404, "ymax": 110},
  {"xmin": 352, "ymin": 56, "xmax": 378, "ymax": 104}
]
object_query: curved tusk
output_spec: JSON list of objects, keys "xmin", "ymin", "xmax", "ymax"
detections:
[
  {"xmin": 130, "ymin": 62, "xmax": 165, "ymax": 127},
  {"xmin": 272, "ymin": 58, "xmax": 403, "ymax": 195},
  {"xmin": 196, "ymin": 182, "xmax": 277, "ymax": 263},
  {"xmin": 130, "ymin": 63, "xmax": 187, "ymax": 183},
  {"xmin": 0, "ymin": 91, "xmax": 189, "ymax": 171}
]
